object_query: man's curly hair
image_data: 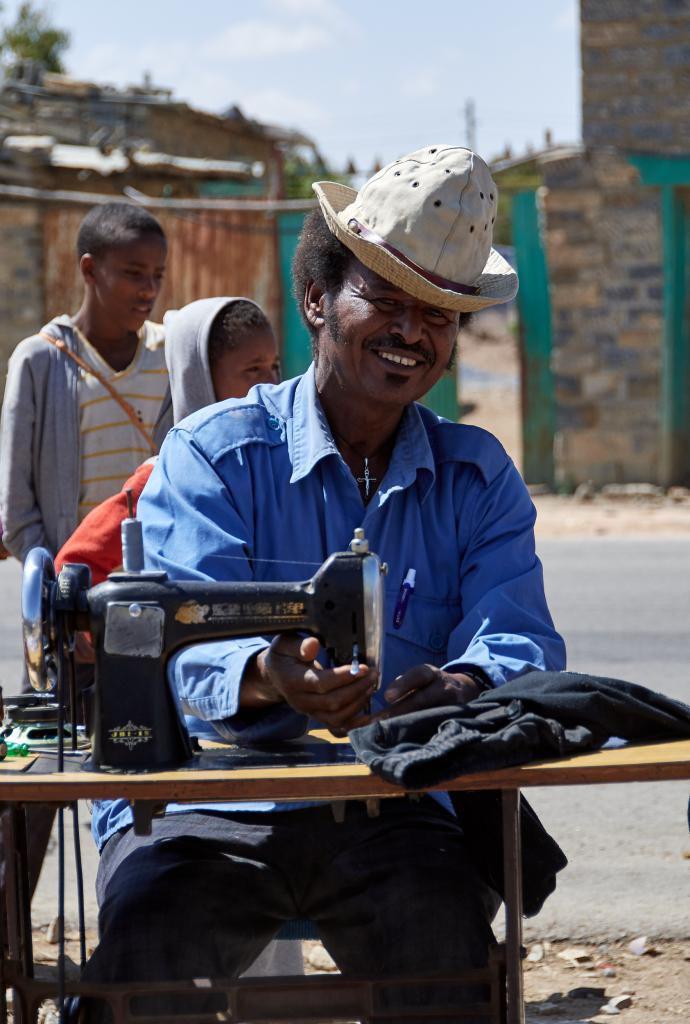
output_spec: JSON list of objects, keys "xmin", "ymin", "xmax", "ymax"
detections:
[{"xmin": 292, "ymin": 209, "xmax": 354, "ymax": 341}]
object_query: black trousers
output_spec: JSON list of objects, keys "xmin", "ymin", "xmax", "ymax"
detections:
[{"xmin": 83, "ymin": 799, "xmax": 501, "ymax": 1023}]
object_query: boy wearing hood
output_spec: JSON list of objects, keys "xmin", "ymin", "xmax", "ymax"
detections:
[{"xmin": 55, "ymin": 296, "xmax": 279, "ymax": 582}]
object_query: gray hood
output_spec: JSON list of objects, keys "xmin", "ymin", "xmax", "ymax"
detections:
[{"xmin": 163, "ymin": 297, "xmax": 264, "ymax": 423}]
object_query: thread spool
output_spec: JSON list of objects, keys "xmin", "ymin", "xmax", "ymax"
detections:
[{"xmin": 121, "ymin": 488, "xmax": 144, "ymax": 573}]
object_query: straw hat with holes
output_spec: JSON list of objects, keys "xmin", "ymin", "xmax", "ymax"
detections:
[{"xmin": 313, "ymin": 145, "xmax": 517, "ymax": 313}]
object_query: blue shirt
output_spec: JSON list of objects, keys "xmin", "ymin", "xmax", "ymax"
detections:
[{"xmin": 91, "ymin": 366, "xmax": 565, "ymax": 848}]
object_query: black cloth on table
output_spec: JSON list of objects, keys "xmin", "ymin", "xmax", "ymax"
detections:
[
  {"xmin": 349, "ymin": 672, "xmax": 690, "ymax": 916},
  {"xmin": 350, "ymin": 671, "xmax": 690, "ymax": 790}
]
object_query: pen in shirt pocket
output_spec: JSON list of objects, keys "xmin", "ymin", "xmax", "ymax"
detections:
[{"xmin": 393, "ymin": 568, "xmax": 416, "ymax": 629}]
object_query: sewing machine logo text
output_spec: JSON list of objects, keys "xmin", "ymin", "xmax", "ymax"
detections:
[{"xmin": 109, "ymin": 720, "xmax": 153, "ymax": 750}]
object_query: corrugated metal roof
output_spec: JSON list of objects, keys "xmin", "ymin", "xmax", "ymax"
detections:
[
  {"xmin": 131, "ymin": 150, "xmax": 256, "ymax": 179},
  {"xmin": 491, "ymin": 144, "xmax": 583, "ymax": 175},
  {"xmin": 50, "ymin": 144, "xmax": 129, "ymax": 174},
  {"xmin": 2, "ymin": 134, "xmax": 54, "ymax": 150},
  {"xmin": 1, "ymin": 136, "xmax": 256, "ymax": 179}
]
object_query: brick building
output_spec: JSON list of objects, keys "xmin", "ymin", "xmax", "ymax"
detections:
[{"xmin": 533, "ymin": 0, "xmax": 690, "ymax": 487}]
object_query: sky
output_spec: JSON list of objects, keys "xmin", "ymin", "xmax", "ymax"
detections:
[{"xmin": 3, "ymin": 0, "xmax": 580, "ymax": 173}]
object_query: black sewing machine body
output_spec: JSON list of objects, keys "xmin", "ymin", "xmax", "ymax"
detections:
[{"xmin": 22, "ymin": 533, "xmax": 385, "ymax": 772}]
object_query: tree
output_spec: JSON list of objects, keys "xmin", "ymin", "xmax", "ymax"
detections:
[
  {"xmin": 282, "ymin": 145, "xmax": 351, "ymax": 200},
  {"xmin": 0, "ymin": 2, "xmax": 70, "ymax": 74}
]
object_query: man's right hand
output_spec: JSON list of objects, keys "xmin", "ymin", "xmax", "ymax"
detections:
[{"xmin": 242, "ymin": 634, "xmax": 378, "ymax": 734}]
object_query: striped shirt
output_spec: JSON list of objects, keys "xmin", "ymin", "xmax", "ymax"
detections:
[{"xmin": 77, "ymin": 321, "xmax": 167, "ymax": 521}]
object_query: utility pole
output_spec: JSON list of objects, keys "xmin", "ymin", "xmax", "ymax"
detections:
[{"xmin": 464, "ymin": 98, "xmax": 476, "ymax": 151}]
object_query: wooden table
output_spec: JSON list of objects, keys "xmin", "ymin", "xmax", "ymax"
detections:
[{"xmin": 1, "ymin": 736, "xmax": 689, "ymax": 1024}]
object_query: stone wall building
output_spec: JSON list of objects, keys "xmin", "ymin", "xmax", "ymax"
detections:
[
  {"xmin": 542, "ymin": 148, "xmax": 664, "ymax": 485},
  {"xmin": 534, "ymin": 0, "xmax": 690, "ymax": 486}
]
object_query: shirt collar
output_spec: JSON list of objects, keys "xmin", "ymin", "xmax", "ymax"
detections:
[
  {"xmin": 289, "ymin": 363, "xmax": 436, "ymax": 501},
  {"xmin": 379, "ymin": 400, "xmax": 436, "ymax": 504},
  {"xmin": 289, "ymin": 363, "xmax": 339, "ymax": 484}
]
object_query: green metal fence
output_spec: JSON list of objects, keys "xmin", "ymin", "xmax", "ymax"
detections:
[
  {"xmin": 278, "ymin": 211, "xmax": 313, "ymax": 380},
  {"xmin": 629, "ymin": 155, "xmax": 690, "ymax": 485},
  {"xmin": 511, "ymin": 190, "xmax": 555, "ymax": 486}
]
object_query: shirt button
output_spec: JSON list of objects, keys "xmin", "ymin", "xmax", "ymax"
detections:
[
  {"xmin": 429, "ymin": 631, "xmax": 445, "ymax": 651},
  {"xmin": 266, "ymin": 416, "xmax": 281, "ymax": 431}
]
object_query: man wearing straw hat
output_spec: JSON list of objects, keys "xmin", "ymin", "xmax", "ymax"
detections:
[{"xmin": 83, "ymin": 147, "xmax": 565, "ymax": 1020}]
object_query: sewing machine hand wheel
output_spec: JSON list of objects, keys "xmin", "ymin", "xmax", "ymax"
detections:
[{"xmin": 22, "ymin": 547, "xmax": 58, "ymax": 692}]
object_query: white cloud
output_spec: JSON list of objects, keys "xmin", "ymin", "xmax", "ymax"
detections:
[
  {"xmin": 73, "ymin": 42, "xmax": 129, "ymax": 85},
  {"xmin": 72, "ymin": 46, "xmax": 212, "ymax": 117},
  {"xmin": 70, "ymin": 37, "xmax": 326, "ymax": 123},
  {"xmin": 399, "ymin": 70, "xmax": 439, "ymax": 100},
  {"xmin": 269, "ymin": 0, "xmax": 353, "ymax": 32},
  {"xmin": 75, "ymin": 41, "xmax": 189, "ymax": 93},
  {"xmin": 237, "ymin": 87, "xmax": 327, "ymax": 130},
  {"xmin": 204, "ymin": 19, "xmax": 333, "ymax": 60},
  {"xmin": 555, "ymin": 2, "xmax": 577, "ymax": 32},
  {"xmin": 340, "ymin": 78, "xmax": 363, "ymax": 98}
]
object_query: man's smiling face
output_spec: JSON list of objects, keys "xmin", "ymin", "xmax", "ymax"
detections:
[{"xmin": 313, "ymin": 259, "xmax": 460, "ymax": 409}]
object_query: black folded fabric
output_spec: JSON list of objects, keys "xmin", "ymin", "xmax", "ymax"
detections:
[
  {"xmin": 350, "ymin": 671, "xmax": 690, "ymax": 790},
  {"xmin": 449, "ymin": 789, "xmax": 568, "ymax": 917},
  {"xmin": 350, "ymin": 672, "xmax": 690, "ymax": 917}
]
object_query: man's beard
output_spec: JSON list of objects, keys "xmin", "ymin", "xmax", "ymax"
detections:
[
  {"xmin": 320, "ymin": 305, "xmax": 457, "ymax": 372},
  {"xmin": 323, "ymin": 304, "xmax": 345, "ymax": 346}
]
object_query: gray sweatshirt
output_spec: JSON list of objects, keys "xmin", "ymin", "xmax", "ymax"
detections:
[
  {"xmin": 0, "ymin": 316, "xmax": 171, "ymax": 561},
  {"xmin": 163, "ymin": 296, "xmax": 263, "ymax": 422}
]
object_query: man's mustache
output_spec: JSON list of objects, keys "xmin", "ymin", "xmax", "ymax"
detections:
[{"xmin": 364, "ymin": 336, "xmax": 435, "ymax": 366}]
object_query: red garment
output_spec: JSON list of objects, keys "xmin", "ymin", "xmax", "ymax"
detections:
[{"xmin": 55, "ymin": 461, "xmax": 155, "ymax": 585}]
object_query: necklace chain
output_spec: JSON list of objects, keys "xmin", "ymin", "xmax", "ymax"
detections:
[{"xmin": 330, "ymin": 428, "xmax": 391, "ymax": 501}]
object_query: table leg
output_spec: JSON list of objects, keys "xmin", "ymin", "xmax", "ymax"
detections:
[
  {"xmin": 0, "ymin": 808, "xmax": 9, "ymax": 1024},
  {"xmin": 14, "ymin": 807, "xmax": 34, "ymax": 984},
  {"xmin": 501, "ymin": 789, "xmax": 524, "ymax": 1024},
  {"xmin": 1, "ymin": 805, "xmax": 34, "ymax": 1024}
]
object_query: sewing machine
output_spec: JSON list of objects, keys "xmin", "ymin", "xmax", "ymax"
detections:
[{"xmin": 21, "ymin": 527, "xmax": 385, "ymax": 772}]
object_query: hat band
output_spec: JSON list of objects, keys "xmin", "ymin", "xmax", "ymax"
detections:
[{"xmin": 347, "ymin": 218, "xmax": 479, "ymax": 297}]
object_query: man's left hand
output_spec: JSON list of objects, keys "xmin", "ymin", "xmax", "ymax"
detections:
[{"xmin": 367, "ymin": 665, "xmax": 483, "ymax": 723}]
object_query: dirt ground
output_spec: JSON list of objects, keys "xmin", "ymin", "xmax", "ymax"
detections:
[
  {"xmin": 533, "ymin": 491, "xmax": 690, "ymax": 539},
  {"xmin": 305, "ymin": 938, "xmax": 690, "ymax": 1024},
  {"xmin": 458, "ymin": 313, "xmax": 523, "ymax": 471},
  {"xmin": 517, "ymin": 939, "xmax": 690, "ymax": 1024}
]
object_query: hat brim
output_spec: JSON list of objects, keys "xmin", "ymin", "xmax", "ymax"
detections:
[{"xmin": 313, "ymin": 181, "xmax": 518, "ymax": 313}]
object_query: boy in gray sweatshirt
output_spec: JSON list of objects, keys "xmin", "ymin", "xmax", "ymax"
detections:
[{"xmin": 0, "ymin": 202, "xmax": 169, "ymax": 562}]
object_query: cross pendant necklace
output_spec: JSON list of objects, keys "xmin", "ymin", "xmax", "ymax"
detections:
[
  {"xmin": 331, "ymin": 428, "xmax": 385, "ymax": 502},
  {"xmin": 357, "ymin": 458, "xmax": 377, "ymax": 500}
]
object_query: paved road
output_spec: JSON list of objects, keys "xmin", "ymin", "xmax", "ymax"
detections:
[
  {"xmin": 1, "ymin": 540, "xmax": 689, "ymax": 940},
  {"xmin": 527, "ymin": 539, "xmax": 690, "ymax": 941}
]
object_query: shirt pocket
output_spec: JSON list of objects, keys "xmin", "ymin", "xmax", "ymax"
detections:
[{"xmin": 383, "ymin": 586, "xmax": 462, "ymax": 672}]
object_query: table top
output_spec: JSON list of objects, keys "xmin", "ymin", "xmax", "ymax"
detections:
[{"xmin": 0, "ymin": 736, "xmax": 688, "ymax": 804}]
